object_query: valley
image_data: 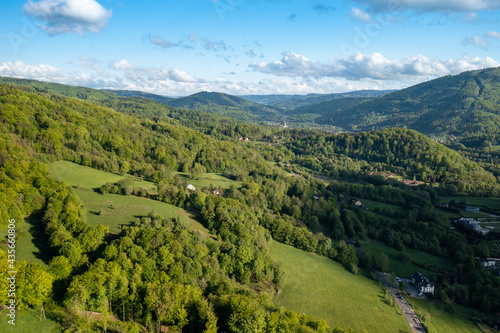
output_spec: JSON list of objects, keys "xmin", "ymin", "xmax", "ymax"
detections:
[{"xmin": 1, "ymin": 73, "xmax": 500, "ymax": 333}]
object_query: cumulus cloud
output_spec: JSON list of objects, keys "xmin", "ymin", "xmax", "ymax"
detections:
[
  {"xmin": 461, "ymin": 36, "xmax": 488, "ymax": 48},
  {"xmin": 354, "ymin": 0, "xmax": 500, "ymax": 13},
  {"xmin": 250, "ymin": 51, "xmax": 500, "ymax": 80},
  {"xmin": 350, "ymin": 7, "xmax": 371, "ymax": 22},
  {"xmin": 23, "ymin": 0, "xmax": 112, "ymax": 35},
  {"xmin": 109, "ymin": 59, "xmax": 134, "ymax": 71}
]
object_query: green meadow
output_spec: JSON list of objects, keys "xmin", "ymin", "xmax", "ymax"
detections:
[
  {"xmin": 362, "ymin": 199, "xmax": 404, "ymax": 213},
  {"xmin": 269, "ymin": 241, "xmax": 410, "ymax": 332},
  {"xmin": 73, "ymin": 188, "xmax": 198, "ymax": 234},
  {"xmin": 439, "ymin": 196, "xmax": 500, "ymax": 215},
  {"xmin": 0, "ymin": 213, "xmax": 49, "ymax": 266},
  {"xmin": 48, "ymin": 161, "xmax": 212, "ymax": 236},
  {"xmin": 48, "ymin": 160, "xmax": 157, "ymax": 191},
  {"xmin": 410, "ymin": 298, "xmax": 481, "ymax": 333},
  {"xmin": 361, "ymin": 240, "xmax": 454, "ymax": 278},
  {"xmin": 0, "ymin": 309, "xmax": 62, "ymax": 332},
  {"xmin": 174, "ymin": 171, "xmax": 241, "ymax": 189}
]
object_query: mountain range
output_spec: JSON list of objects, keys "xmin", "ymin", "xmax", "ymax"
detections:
[{"xmin": 2, "ymin": 66, "xmax": 500, "ymax": 147}]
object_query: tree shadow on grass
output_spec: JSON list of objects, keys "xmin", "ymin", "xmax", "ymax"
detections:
[{"xmin": 26, "ymin": 211, "xmax": 53, "ymax": 265}]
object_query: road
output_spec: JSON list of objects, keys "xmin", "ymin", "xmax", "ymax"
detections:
[{"xmin": 376, "ymin": 271, "xmax": 426, "ymax": 333}]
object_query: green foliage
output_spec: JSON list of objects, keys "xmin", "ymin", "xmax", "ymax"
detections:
[{"xmin": 270, "ymin": 241, "xmax": 410, "ymax": 332}]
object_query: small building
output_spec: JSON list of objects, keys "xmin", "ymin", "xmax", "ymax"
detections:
[
  {"xmin": 469, "ymin": 222, "xmax": 490, "ymax": 236},
  {"xmin": 212, "ymin": 188, "xmax": 222, "ymax": 196},
  {"xmin": 410, "ymin": 272, "xmax": 435, "ymax": 295},
  {"xmin": 354, "ymin": 199, "xmax": 362, "ymax": 207},
  {"xmin": 455, "ymin": 217, "xmax": 490, "ymax": 236},
  {"xmin": 187, "ymin": 184, "xmax": 196, "ymax": 191},
  {"xmin": 476, "ymin": 257, "xmax": 497, "ymax": 269},
  {"xmin": 466, "ymin": 206, "xmax": 480, "ymax": 213}
]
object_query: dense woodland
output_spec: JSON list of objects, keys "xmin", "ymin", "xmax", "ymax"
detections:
[{"xmin": 1, "ymin": 79, "xmax": 500, "ymax": 332}]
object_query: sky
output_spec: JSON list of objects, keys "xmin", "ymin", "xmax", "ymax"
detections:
[{"xmin": 1, "ymin": 0, "xmax": 500, "ymax": 96}]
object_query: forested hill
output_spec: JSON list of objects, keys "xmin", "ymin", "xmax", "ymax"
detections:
[
  {"xmin": 0, "ymin": 76, "xmax": 116, "ymax": 101},
  {"xmin": 242, "ymin": 90, "xmax": 393, "ymax": 110},
  {"xmin": 313, "ymin": 67, "xmax": 500, "ymax": 142},
  {"xmin": 104, "ymin": 89, "xmax": 175, "ymax": 104},
  {"xmin": 285, "ymin": 128, "xmax": 499, "ymax": 196},
  {"xmin": 165, "ymin": 91, "xmax": 280, "ymax": 122}
]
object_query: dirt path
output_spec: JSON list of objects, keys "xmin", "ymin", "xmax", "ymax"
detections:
[{"xmin": 377, "ymin": 271, "xmax": 426, "ymax": 333}]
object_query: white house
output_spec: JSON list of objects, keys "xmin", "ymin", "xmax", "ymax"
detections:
[
  {"xmin": 411, "ymin": 272, "xmax": 435, "ymax": 295},
  {"xmin": 476, "ymin": 257, "xmax": 497, "ymax": 269},
  {"xmin": 187, "ymin": 184, "xmax": 196, "ymax": 191}
]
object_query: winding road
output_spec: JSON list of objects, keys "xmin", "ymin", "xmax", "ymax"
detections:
[{"xmin": 376, "ymin": 271, "xmax": 426, "ymax": 333}]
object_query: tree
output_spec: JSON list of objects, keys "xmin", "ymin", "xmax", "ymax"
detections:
[
  {"xmin": 377, "ymin": 253, "xmax": 390, "ymax": 272},
  {"xmin": 191, "ymin": 163, "xmax": 206, "ymax": 180}
]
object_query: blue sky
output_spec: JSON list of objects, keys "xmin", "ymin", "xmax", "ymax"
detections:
[{"xmin": 1, "ymin": 0, "xmax": 500, "ymax": 96}]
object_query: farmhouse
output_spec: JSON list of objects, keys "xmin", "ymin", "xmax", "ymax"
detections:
[
  {"xmin": 455, "ymin": 217, "xmax": 490, "ymax": 236},
  {"xmin": 476, "ymin": 257, "xmax": 497, "ymax": 269},
  {"xmin": 410, "ymin": 272, "xmax": 435, "ymax": 295},
  {"xmin": 466, "ymin": 206, "xmax": 480, "ymax": 213},
  {"xmin": 186, "ymin": 184, "xmax": 196, "ymax": 191}
]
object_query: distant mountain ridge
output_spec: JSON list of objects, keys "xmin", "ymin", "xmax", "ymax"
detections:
[
  {"xmin": 312, "ymin": 67, "xmax": 500, "ymax": 141},
  {"xmin": 241, "ymin": 90, "xmax": 394, "ymax": 110},
  {"xmin": 164, "ymin": 91, "xmax": 281, "ymax": 122}
]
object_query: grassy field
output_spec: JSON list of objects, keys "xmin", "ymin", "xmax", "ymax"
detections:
[
  {"xmin": 0, "ymin": 308, "xmax": 62, "ymax": 332},
  {"xmin": 363, "ymin": 199, "xmax": 404, "ymax": 213},
  {"xmin": 439, "ymin": 196, "xmax": 500, "ymax": 214},
  {"xmin": 269, "ymin": 241, "xmax": 410, "ymax": 332},
  {"xmin": 410, "ymin": 298, "xmax": 481, "ymax": 333},
  {"xmin": 48, "ymin": 161, "xmax": 157, "ymax": 191},
  {"xmin": 48, "ymin": 161, "xmax": 212, "ymax": 236},
  {"xmin": 0, "ymin": 213, "xmax": 50, "ymax": 266},
  {"xmin": 361, "ymin": 240, "xmax": 454, "ymax": 278},
  {"xmin": 49, "ymin": 160, "xmax": 240, "ymax": 192},
  {"xmin": 174, "ymin": 172, "xmax": 241, "ymax": 190},
  {"xmin": 74, "ymin": 189, "xmax": 210, "ymax": 235}
]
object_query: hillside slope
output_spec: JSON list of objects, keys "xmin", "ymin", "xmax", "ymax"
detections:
[
  {"xmin": 243, "ymin": 90, "xmax": 393, "ymax": 110},
  {"xmin": 312, "ymin": 67, "xmax": 500, "ymax": 141},
  {"xmin": 166, "ymin": 91, "xmax": 280, "ymax": 122}
]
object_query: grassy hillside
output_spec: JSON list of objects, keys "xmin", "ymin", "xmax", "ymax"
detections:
[
  {"xmin": 0, "ymin": 309, "xmax": 62, "ymax": 332},
  {"xmin": 48, "ymin": 160, "xmax": 157, "ymax": 191},
  {"xmin": 270, "ymin": 241, "xmax": 410, "ymax": 332},
  {"xmin": 73, "ymin": 189, "xmax": 198, "ymax": 234},
  {"xmin": 47, "ymin": 161, "xmax": 210, "ymax": 235},
  {"xmin": 360, "ymin": 240, "xmax": 454, "ymax": 278},
  {"xmin": 410, "ymin": 298, "xmax": 482, "ymax": 333}
]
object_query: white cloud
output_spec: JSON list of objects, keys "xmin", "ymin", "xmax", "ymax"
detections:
[
  {"xmin": 3, "ymin": 55, "xmax": 498, "ymax": 97},
  {"xmin": 350, "ymin": 7, "xmax": 371, "ymax": 22},
  {"xmin": 461, "ymin": 36, "xmax": 488, "ymax": 48},
  {"xmin": 23, "ymin": 0, "xmax": 112, "ymax": 35},
  {"xmin": 355, "ymin": 0, "xmax": 500, "ymax": 13},
  {"xmin": 250, "ymin": 52, "xmax": 499, "ymax": 80},
  {"xmin": 109, "ymin": 59, "xmax": 134, "ymax": 71},
  {"xmin": 486, "ymin": 31, "xmax": 500, "ymax": 39}
]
